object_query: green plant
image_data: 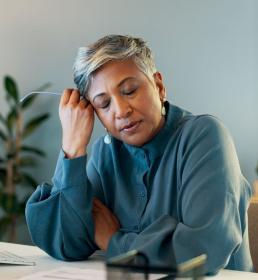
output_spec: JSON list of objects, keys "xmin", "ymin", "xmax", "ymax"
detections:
[{"xmin": 0, "ymin": 75, "xmax": 51, "ymax": 241}]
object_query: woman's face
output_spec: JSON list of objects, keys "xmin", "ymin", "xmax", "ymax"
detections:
[{"xmin": 87, "ymin": 58, "xmax": 166, "ymax": 146}]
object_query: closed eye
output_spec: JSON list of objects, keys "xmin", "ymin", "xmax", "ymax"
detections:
[
  {"xmin": 122, "ymin": 88, "xmax": 137, "ymax": 96},
  {"xmin": 100, "ymin": 101, "xmax": 110, "ymax": 109}
]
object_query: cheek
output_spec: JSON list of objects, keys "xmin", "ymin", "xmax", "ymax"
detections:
[
  {"xmin": 139, "ymin": 94, "xmax": 161, "ymax": 117},
  {"xmin": 96, "ymin": 111, "xmax": 114, "ymax": 130}
]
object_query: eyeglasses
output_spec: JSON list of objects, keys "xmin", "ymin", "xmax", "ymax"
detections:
[
  {"xmin": 19, "ymin": 92, "xmax": 62, "ymax": 103},
  {"xmin": 106, "ymin": 250, "xmax": 207, "ymax": 280}
]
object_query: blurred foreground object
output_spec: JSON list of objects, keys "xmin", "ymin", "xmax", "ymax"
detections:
[{"xmin": 248, "ymin": 196, "xmax": 258, "ymax": 272}]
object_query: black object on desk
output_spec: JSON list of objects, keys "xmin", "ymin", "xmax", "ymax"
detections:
[{"xmin": 106, "ymin": 250, "xmax": 207, "ymax": 280}]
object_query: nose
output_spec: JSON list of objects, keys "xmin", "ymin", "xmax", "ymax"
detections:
[{"xmin": 113, "ymin": 96, "xmax": 132, "ymax": 119}]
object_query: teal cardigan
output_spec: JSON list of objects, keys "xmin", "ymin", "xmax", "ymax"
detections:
[{"xmin": 25, "ymin": 103, "xmax": 254, "ymax": 273}]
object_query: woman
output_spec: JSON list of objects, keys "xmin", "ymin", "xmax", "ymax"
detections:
[{"xmin": 25, "ymin": 35, "xmax": 254, "ymax": 274}]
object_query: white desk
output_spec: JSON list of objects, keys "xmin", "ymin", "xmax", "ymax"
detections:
[{"xmin": 0, "ymin": 242, "xmax": 257, "ymax": 280}]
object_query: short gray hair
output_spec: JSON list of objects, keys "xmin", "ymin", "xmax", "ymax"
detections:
[{"xmin": 73, "ymin": 34, "xmax": 157, "ymax": 98}]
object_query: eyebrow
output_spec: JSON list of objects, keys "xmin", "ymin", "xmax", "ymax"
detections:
[{"xmin": 92, "ymin": 76, "xmax": 137, "ymax": 103}]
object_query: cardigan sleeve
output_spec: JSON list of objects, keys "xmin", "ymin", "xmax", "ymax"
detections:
[
  {"xmin": 106, "ymin": 116, "xmax": 252, "ymax": 274},
  {"xmin": 25, "ymin": 150, "xmax": 99, "ymax": 260}
]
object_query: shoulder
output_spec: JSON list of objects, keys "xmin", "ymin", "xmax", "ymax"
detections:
[
  {"xmin": 176, "ymin": 114, "xmax": 237, "ymax": 163},
  {"xmin": 182, "ymin": 114, "xmax": 232, "ymax": 145},
  {"xmin": 165, "ymin": 104, "xmax": 228, "ymax": 142},
  {"xmin": 185, "ymin": 114, "xmax": 227, "ymax": 133}
]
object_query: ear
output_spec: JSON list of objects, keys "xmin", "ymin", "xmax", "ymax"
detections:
[{"xmin": 153, "ymin": 72, "xmax": 166, "ymax": 101}]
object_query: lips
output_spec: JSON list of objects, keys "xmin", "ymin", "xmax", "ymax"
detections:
[{"xmin": 120, "ymin": 121, "xmax": 141, "ymax": 133}]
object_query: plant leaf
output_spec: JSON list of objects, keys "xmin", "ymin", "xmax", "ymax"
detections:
[
  {"xmin": 19, "ymin": 172, "xmax": 38, "ymax": 189},
  {"xmin": 18, "ymin": 201, "xmax": 27, "ymax": 214},
  {"xmin": 22, "ymin": 113, "xmax": 50, "ymax": 138},
  {"xmin": 21, "ymin": 145, "xmax": 46, "ymax": 157},
  {"xmin": 20, "ymin": 94, "xmax": 37, "ymax": 109},
  {"xmin": 0, "ymin": 192, "xmax": 19, "ymax": 214},
  {"xmin": 0, "ymin": 113, "xmax": 6, "ymax": 125},
  {"xmin": 6, "ymin": 107, "xmax": 17, "ymax": 132},
  {"xmin": 0, "ymin": 130, "xmax": 7, "ymax": 141},
  {"xmin": 0, "ymin": 113, "xmax": 8, "ymax": 132},
  {"xmin": 0, "ymin": 168, "xmax": 6, "ymax": 184},
  {"xmin": 18, "ymin": 194, "xmax": 32, "ymax": 213},
  {"xmin": 21, "ymin": 82, "xmax": 52, "ymax": 109},
  {"xmin": 19, "ymin": 156, "xmax": 37, "ymax": 167},
  {"xmin": 4, "ymin": 76, "xmax": 19, "ymax": 103},
  {"xmin": 0, "ymin": 117, "xmax": 10, "ymax": 144},
  {"xmin": 0, "ymin": 217, "xmax": 12, "ymax": 239}
]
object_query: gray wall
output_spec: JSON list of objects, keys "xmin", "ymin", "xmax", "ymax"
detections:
[{"xmin": 0, "ymin": 0, "xmax": 257, "ymax": 186}]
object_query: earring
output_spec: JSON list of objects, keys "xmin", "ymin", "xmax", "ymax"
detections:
[
  {"xmin": 104, "ymin": 129, "xmax": 112, "ymax": 144},
  {"xmin": 161, "ymin": 101, "xmax": 166, "ymax": 116}
]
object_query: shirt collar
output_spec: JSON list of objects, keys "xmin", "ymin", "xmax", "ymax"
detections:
[{"xmin": 123, "ymin": 102, "xmax": 192, "ymax": 160}]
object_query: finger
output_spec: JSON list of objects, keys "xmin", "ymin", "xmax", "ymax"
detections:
[
  {"xmin": 68, "ymin": 89, "xmax": 81, "ymax": 105},
  {"xmin": 93, "ymin": 204, "xmax": 102, "ymax": 212},
  {"xmin": 60, "ymin": 88, "xmax": 73, "ymax": 106},
  {"xmin": 92, "ymin": 204, "xmax": 109, "ymax": 220},
  {"xmin": 93, "ymin": 198, "xmax": 117, "ymax": 220},
  {"xmin": 92, "ymin": 209, "xmax": 100, "ymax": 219},
  {"xmin": 98, "ymin": 208, "xmax": 116, "ymax": 225},
  {"xmin": 86, "ymin": 102, "xmax": 94, "ymax": 112},
  {"xmin": 79, "ymin": 98, "xmax": 89, "ymax": 109},
  {"xmin": 92, "ymin": 209, "xmax": 98, "ymax": 216},
  {"xmin": 86, "ymin": 104, "xmax": 95, "ymax": 119},
  {"xmin": 92, "ymin": 200, "xmax": 104, "ymax": 213},
  {"xmin": 93, "ymin": 198, "xmax": 102, "ymax": 208},
  {"xmin": 92, "ymin": 206, "xmax": 101, "ymax": 214},
  {"xmin": 110, "ymin": 211, "xmax": 119, "ymax": 221},
  {"xmin": 93, "ymin": 198, "xmax": 106, "ymax": 208},
  {"xmin": 93, "ymin": 198, "xmax": 99, "ymax": 205},
  {"xmin": 110, "ymin": 215, "xmax": 119, "ymax": 227}
]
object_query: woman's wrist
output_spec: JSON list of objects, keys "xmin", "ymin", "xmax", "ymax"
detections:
[{"xmin": 62, "ymin": 145, "xmax": 87, "ymax": 159}]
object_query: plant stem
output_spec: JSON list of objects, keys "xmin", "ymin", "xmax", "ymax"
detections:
[
  {"xmin": 15, "ymin": 108, "xmax": 23, "ymax": 165},
  {"xmin": 11, "ymin": 107, "xmax": 23, "ymax": 242},
  {"xmin": 5, "ymin": 144, "xmax": 14, "ymax": 195},
  {"xmin": 4, "ymin": 106, "xmax": 23, "ymax": 242}
]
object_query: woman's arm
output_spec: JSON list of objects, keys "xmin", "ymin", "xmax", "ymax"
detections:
[
  {"xmin": 26, "ymin": 89, "xmax": 99, "ymax": 260},
  {"xmin": 25, "ymin": 151, "xmax": 98, "ymax": 260}
]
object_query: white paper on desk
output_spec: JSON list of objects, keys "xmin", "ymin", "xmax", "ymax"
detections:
[{"xmin": 18, "ymin": 266, "xmax": 106, "ymax": 280}]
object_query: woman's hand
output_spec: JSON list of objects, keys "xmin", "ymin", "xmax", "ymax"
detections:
[
  {"xmin": 92, "ymin": 198, "xmax": 120, "ymax": 251},
  {"xmin": 59, "ymin": 89, "xmax": 94, "ymax": 159}
]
